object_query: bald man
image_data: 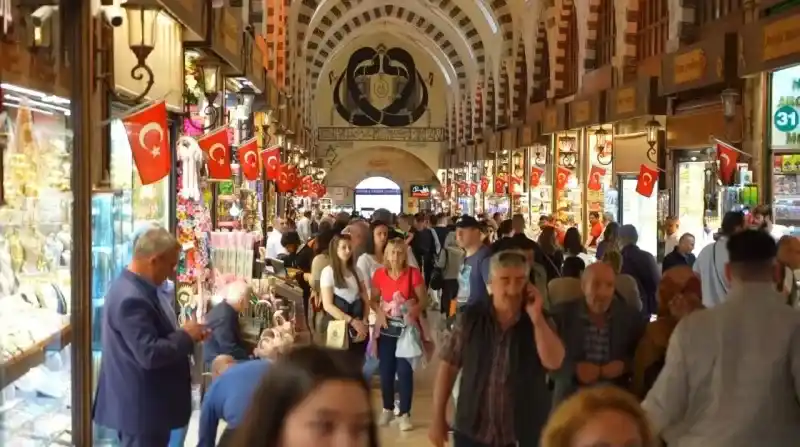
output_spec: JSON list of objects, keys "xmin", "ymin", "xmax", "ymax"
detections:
[
  {"xmin": 550, "ymin": 262, "xmax": 646, "ymax": 407},
  {"xmin": 203, "ymin": 281, "xmax": 253, "ymax": 365}
]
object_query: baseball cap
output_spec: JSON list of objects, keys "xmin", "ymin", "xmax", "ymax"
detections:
[{"xmin": 455, "ymin": 215, "xmax": 481, "ymax": 229}]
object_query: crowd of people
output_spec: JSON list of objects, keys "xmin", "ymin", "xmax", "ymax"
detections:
[{"xmin": 91, "ymin": 205, "xmax": 800, "ymax": 447}]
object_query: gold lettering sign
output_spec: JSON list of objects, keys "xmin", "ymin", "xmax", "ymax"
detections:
[
  {"xmin": 674, "ymin": 48, "xmax": 707, "ymax": 84},
  {"xmin": 544, "ymin": 109, "xmax": 558, "ymax": 132},
  {"xmin": 573, "ymin": 100, "xmax": 591, "ymax": 124},
  {"xmin": 615, "ymin": 87, "xmax": 637, "ymax": 115},
  {"xmin": 763, "ymin": 14, "xmax": 800, "ymax": 62}
]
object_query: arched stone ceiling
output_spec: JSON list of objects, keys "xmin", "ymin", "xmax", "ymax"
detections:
[
  {"xmin": 305, "ymin": 5, "xmax": 480, "ymax": 95},
  {"xmin": 289, "ymin": 0, "xmax": 515, "ymax": 95}
]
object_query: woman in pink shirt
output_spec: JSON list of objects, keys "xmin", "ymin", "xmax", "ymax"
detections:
[{"xmin": 370, "ymin": 239, "xmax": 428, "ymax": 432}]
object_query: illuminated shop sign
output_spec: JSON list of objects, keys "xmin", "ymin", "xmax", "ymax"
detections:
[
  {"xmin": 410, "ymin": 184, "xmax": 432, "ymax": 198},
  {"xmin": 771, "ymin": 65, "xmax": 800, "ymax": 148}
]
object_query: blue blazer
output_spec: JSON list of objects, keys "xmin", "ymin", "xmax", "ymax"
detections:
[{"xmin": 93, "ymin": 270, "xmax": 194, "ymax": 435}]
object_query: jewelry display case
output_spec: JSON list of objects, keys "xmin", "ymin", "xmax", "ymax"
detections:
[{"xmin": 0, "ymin": 98, "xmax": 74, "ymax": 445}]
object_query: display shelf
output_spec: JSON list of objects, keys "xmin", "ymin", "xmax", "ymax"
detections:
[{"xmin": 0, "ymin": 324, "xmax": 72, "ymax": 389}]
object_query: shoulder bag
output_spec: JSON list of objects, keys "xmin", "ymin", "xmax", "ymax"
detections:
[{"xmin": 379, "ymin": 269, "xmax": 412, "ymax": 338}]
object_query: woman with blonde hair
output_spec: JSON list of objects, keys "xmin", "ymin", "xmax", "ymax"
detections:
[
  {"xmin": 541, "ymin": 386, "xmax": 656, "ymax": 447},
  {"xmin": 369, "ymin": 238, "xmax": 429, "ymax": 432},
  {"xmin": 632, "ymin": 265, "xmax": 702, "ymax": 398}
]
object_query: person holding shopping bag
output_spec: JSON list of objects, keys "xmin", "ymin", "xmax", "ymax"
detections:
[
  {"xmin": 320, "ymin": 234, "xmax": 370, "ymax": 362},
  {"xmin": 370, "ymin": 238, "xmax": 430, "ymax": 432}
]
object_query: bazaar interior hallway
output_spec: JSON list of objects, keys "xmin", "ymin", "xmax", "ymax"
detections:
[{"xmin": 181, "ymin": 353, "xmax": 438, "ymax": 446}]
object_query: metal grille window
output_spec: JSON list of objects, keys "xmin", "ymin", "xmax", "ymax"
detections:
[
  {"xmin": 596, "ymin": 0, "xmax": 616, "ymax": 67},
  {"xmin": 563, "ymin": 6, "xmax": 579, "ymax": 95},
  {"xmin": 696, "ymin": 0, "xmax": 742, "ymax": 25},
  {"xmin": 636, "ymin": 0, "xmax": 669, "ymax": 60}
]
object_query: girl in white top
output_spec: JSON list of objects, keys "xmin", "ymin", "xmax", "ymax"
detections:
[
  {"xmin": 320, "ymin": 234, "xmax": 370, "ymax": 347},
  {"xmin": 357, "ymin": 221, "xmax": 390, "ymax": 298}
]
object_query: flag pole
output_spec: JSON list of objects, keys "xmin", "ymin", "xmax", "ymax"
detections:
[{"xmin": 710, "ymin": 136, "xmax": 750, "ymax": 158}]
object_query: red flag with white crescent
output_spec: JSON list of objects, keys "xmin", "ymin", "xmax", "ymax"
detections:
[
  {"xmin": 197, "ymin": 128, "xmax": 232, "ymax": 180},
  {"xmin": 636, "ymin": 164, "xmax": 659, "ymax": 197},
  {"xmin": 260, "ymin": 145, "xmax": 281, "ymax": 180},
  {"xmin": 494, "ymin": 177, "xmax": 506, "ymax": 194},
  {"xmin": 530, "ymin": 166, "xmax": 544, "ymax": 188},
  {"xmin": 276, "ymin": 164, "xmax": 292, "ymax": 192},
  {"xmin": 716, "ymin": 141, "xmax": 740, "ymax": 185},
  {"xmin": 122, "ymin": 101, "xmax": 171, "ymax": 185},
  {"xmin": 556, "ymin": 166, "xmax": 571, "ymax": 190},
  {"xmin": 587, "ymin": 165, "xmax": 606, "ymax": 191},
  {"xmin": 480, "ymin": 176, "xmax": 489, "ymax": 193},
  {"xmin": 469, "ymin": 183, "xmax": 478, "ymax": 196},
  {"xmin": 237, "ymin": 137, "xmax": 259, "ymax": 181}
]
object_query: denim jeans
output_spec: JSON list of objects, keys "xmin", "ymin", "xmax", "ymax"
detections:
[
  {"xmin": 377, "ymin": 335, "xmax": 414, "ymax": 415},
  {"xmin": 168, "ymin": 426, "xmax": 187, "ymax": 447}
]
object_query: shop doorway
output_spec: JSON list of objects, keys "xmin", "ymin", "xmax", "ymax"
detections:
[{"xmin": 354, "ymin": 177, "xmax": 402, "ymax": 218}]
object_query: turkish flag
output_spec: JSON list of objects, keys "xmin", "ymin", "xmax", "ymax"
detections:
[
  {"xmin": 288, "ymin": 165, "xmax": 300, "ymax": 189},
  {"xmin": 716, "ymin": 141, "xmax": 740, "ymax": 185},
  {"xmin": 480, "ymin": 176, "xmax": 489, "ymax": 193},
  {"xmin": 511, "ymin": 175, "xmax": 522, "ymax": 186},
  {"xmin": 237, "ymin": 137, "xmax": 259, "ymax": 181},
  {"xmin": 261, "ymin": 145, "xmax": 281, "ymax": 180},
  {"xmin": 469, "ymin": 183, "xmax": 478, "ymax": 196},
  {"xmin": 445, "ymin": 184, "xmax": 453, "ymax": 196},
  {"xmin": 556, "ymin": 166, "xmax": 571, "ymax": 189},
  {"xmin": 494, "ymin": 177, "xmax": 506, "ymax": 194},
  {"xmin": 530, "ymin": 166, "xmax": 544, "ymax": 188},
  {"xmin": 276, "ymin": 164, "xmax": 292, "ymax": 192},
  {"xmin": 197, "ymin": 128, "xmax": 232, "ymax": 180},
  {"xmin": 457, "ymin": 181, "xmax": 467, "ymax": 195},
  {"xmin": 587, "ymin": 165, "xmax": 606, "ymax": 191},
  {"xmin": 122, "ymin": 101, "xmax": 171, "ymax": 185},
  {"xmin": 636, "ymin": 164, "xmax": 659, "ymax": 197}
]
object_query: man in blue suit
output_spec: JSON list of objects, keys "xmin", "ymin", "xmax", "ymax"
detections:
[{"xmin": 93, "ymin": 226, "xmax": 209, "ymax": 447}]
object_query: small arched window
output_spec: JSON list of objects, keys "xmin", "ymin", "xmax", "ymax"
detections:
[
  {"xmin": 636, "ymin": 0, "xmax": 669, "ymax": 61},
  {"xmin": 596, "ymin": 0, "xmax": 616, "ymax": 67}
]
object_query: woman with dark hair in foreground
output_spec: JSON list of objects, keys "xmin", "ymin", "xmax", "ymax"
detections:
[{"xmin": 231, "ymin": 345, "xmax": 379, "ymax": 447}]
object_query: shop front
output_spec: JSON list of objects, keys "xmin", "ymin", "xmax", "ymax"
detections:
[
  {"xmin": 740, "ymin": 4, "xmax": 800, "ymax": 236},
  {"xmin": 0, "ymin": 4, "xmax": 90, "ymax": 444},
  {"xmin": 604, "ymin": 77, "xmax": 666, "ymax": 257},
  {"xmin": 566, "ymin": 91, "xmax": 613, "ymax": 243},
  {"xmin": 541, "ymin": 103, "xmax": 583, "ymax": 233},
  {"xmin": 517, "ymin": 125, "xmax": 552, "ymax": 228},
  {"xmin": 663, "ymin": 31, "xmax": 746, "ymax": 252},
  {"xmin": 482, "ymin": 133, "xmax": 505, "ymax": 216},
  {"xmin": 501, "ymin": 128, "xmax": 522, "ymax": 217},
  {"xmin": 475, "ymin": 141, "xmax": 490, "ymax": 215}
]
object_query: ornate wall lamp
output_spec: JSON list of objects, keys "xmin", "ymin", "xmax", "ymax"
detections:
[
  {"xmin": 512, "ymin": 151, "xmax": 524, "ymax": 178},
  {"xmin": 94, "ymin": 0, "xmax": 161, "ymax": 105},
  {"xmin": 594, "ymin": 127, "xmax": 611, "ymax": 166},
  {"xmin": 644, "ymin": 117, "xmax": 661, "ymax": 164},
  {"xmin": 558, "ymin": 134, "xmax": 578, "ymax": 169},
  {"xmin": 184, "ymin": 58, "xmax": 222, "ymax": 132},
  {"xmin": 531, "ymin": 143, "xmax": 547, "ymax": 165}
]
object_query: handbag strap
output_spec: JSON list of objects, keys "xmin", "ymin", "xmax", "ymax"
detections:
[{"xmin": 408, "ymin": 267, "xmax": 416, "ymax": 301}]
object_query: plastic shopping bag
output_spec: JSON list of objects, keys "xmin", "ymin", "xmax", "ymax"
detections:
[{"xmin": 396, "ymin": 327, "xmax": 423, "ymax": 359}]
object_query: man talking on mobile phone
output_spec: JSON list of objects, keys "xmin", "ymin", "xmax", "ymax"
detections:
[
  {"xmin": 94, "ymin": 226, "xmax": 211, "ymax": 447},
  {"xmin": 429, "ymin": 250, "xmax": 565, "ymax": 447}
]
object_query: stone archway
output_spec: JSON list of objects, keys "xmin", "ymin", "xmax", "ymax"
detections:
[{"xmin": 326, "ymin": 146, "xmax": 440, "ymax": 191}]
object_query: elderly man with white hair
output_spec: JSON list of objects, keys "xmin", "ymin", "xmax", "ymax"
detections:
[
  {"xmin": 265, "ymin": 218, "xmax": 288, "ymax": 259},
  {"xmin": 203, "ymin": 281, "xmax": 253, "ymax": 366},
  {"xmin": 93, "ymin": 226, "xmax": 210, "ymax": 447}
]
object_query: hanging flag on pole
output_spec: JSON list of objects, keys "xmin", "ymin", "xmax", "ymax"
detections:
[
  {"xmin": 237, "ymin": 137, "xmax": 259, "ymax": 181},
  {"xmin": 715, "ymin": 140, "xmax": 740, "ymax": 185},
  {"xmin": 122, "ymin": 101, "xmax": 171, "ymax": 185},
  {"xmin": 261, "ymin": 145, "xmax": 281, "ymax": 180},
  {"xmin": 197, "ymin": 127, "xmax": 232, "ymax": 180},
  {"xmin": 635, "ymin": 164, "xmax": 659, "ymax": 197}
]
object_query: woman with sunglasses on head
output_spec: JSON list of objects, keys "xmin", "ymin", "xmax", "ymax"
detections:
[
  {"xmin": 231, "ymin": 345, "xmax": 379, "ymax": 447},
  {"xmin": 320, "ymin": 234, "xmax": 370, "ymax": 361},
  {"xmin": 370, "ymin": 238, "xmax": 429, "ymax": 432}
]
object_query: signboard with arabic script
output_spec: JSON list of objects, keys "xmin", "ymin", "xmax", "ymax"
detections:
[{"xmin": 317, "ymin": 127, "xmax": 447, "ymax": 142}]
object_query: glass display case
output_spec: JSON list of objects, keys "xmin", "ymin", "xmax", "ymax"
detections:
[
  {"xmin": 555, "ymin": 133, "xmax": 583, "ymax": 231},
  {"xmin": 587, "ymin": 128, "xmax": 616, "ymax": 222},
  {"xmin": 675, "ymin": 156, "xmax": 716, "ymax": 254},
  {"xmin": 527, "ymin": 144, "xmax": 553, "ymax": 227},
  {"xmin": 91, "ymin": 192, "xmax": 126, "ymax": 352},
  {"xmin": 773, "ymin": 151, "xmax": 800, "ymax": 236},
  {"xmin": 0, "ymin": 97, "xmax": 74, "ymax": 445}
]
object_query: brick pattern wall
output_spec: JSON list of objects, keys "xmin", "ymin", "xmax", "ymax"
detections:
[
  {"xmin": 485, "ymin": 73, "xmax": 495, "ymax": 131},
  {"xmin": 512, "ymin": 39, "xmax": 527, "ymax": 122},
  {"xmin": 474, "ymin": 81, "xmax": 484, "ymax": 142},
  {"xmin": 496, "ymin": 67, "xmax": 509, "ymax": 128},
  {"xmin": 532, "ymin": 21, "xmax": 549, "ymax": 102}
]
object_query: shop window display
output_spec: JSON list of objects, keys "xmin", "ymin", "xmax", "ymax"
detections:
[
  {"xmin": 527, "ymin": 143, "xmax": 553, "ymax": 229},
  {"xmin": 587, "ymin": 128, "xmax": 616, "ymax": 223},
  {"xmin": 770, "ymin": 65, "xmax": 800, "ymax": 236},
  {"xmin": 555, "ymin": 133, "xmax": 583, "ymax": 231},
  {"xmin": 0, "ymin": 95, "xmax": 74, "ymax": 445}
]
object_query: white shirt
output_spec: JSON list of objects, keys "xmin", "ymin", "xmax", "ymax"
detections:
[
  {"xmin": 297, "ymin": 217, "xmax": 312, "ymax": 242},
  {"xmin": 693, "ymin": 238, "xmax": 729, "ymax": 308},
  {"xmin": 319, "ymin": 265, "xmax": 360, "ymax": 303},
  {"xmin": 643, "ymin": 283, "xmax": 800, "ymax": 446},
  {"xmin": 265, "ymin": 229, "xmax": 287, "ymax": 259},
  {"xmin": 356, "ymin": 254, "xmax": 382, "ymax": 295}
]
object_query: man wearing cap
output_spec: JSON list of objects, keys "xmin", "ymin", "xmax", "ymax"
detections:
[{"xmin": 454, "ymin": 215, "xmax": 492, "ymax": 310}]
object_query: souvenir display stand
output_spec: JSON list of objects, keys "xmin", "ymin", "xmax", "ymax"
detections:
[
  {"xmin": 0, "ymin": 103, "xmax": 74, "ymax": 445},
  {"xmin": 527, "ymin": 143, "xmax": 553, "ymax": 228}
]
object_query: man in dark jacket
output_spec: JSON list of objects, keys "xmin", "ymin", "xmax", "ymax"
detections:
[
  {"xmin": 662, "ymin": 233, "xmax": 696, "ymax": 273},
  {"xmin": 618, "ymin": 224, "xmax": 660, "ymax": 316},
  {"xmin": 429, "ymin": 250, "xmax": 565, "ymax": 447},
  {"xmin": 203, "ymin": 282, "xmax": 252, "ymax": 365}
]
